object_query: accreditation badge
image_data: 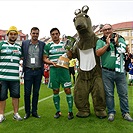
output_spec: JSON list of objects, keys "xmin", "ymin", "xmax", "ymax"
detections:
[
  {"xmin": 31, "ymin": 58, "xmax": 35, "ymax": 64},
  {"xmin": 111, "ymin": 51, "xmax": 115, "ymax": 57}
]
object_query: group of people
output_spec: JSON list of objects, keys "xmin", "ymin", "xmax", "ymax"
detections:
[
  {"xmin": 0, "ymin": 26, "xmax": 74, "ymax": 123},
  {"xmin": 0, "ymin": 23, "xmax": 133, "ymax": 123}
]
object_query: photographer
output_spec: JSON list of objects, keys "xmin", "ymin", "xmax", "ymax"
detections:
[{"xmin": 96, "ymin": 24, "xmax": 133, "ymax": 122}]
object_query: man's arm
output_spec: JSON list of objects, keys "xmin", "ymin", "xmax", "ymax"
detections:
[
  {"xmin": 96, "ymin": 44, "xmax": 110, "ymax": 57},
  {"xmin": 43, "ymin": 55, "xmax": 56, "ymax": 66},
  {"xmin": 96, "ymin": 34, "xmax": 111, "ymax": 56}
]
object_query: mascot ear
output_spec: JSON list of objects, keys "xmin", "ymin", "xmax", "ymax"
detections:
[
  {"xmin": 74, "ymin": 9, "xmax": 81, "ymax": 15},
  {"xmin": 82, "ymin": 5, "xmax": 89, "ymax": 14}
]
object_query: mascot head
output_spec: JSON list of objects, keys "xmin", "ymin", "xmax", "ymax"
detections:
[
  {"xmin": 73, "ymin": 5, "xmax": 94, "ymax": 35},
  {"xmin": 73, "ymin": 5, "xmax": 98, "ymax": 50}
]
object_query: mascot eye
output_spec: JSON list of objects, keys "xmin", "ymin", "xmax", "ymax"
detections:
[
  {"xmin": 83, "ymin": 15, "xmax": 89, "ymax": 18},
  {"xmin": 74, "ymin": 9, "xmax": 81, "ymax": 15}
]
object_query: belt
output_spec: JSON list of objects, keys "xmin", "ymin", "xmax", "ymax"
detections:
[
  {"xmin": 102, "ymin": 67, "xmax": 115, "ymax": 71},
  {"xmin": 26, "ymin": 67, "xmax": 41, "ymax": 70}
]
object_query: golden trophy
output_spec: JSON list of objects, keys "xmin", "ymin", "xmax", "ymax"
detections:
[{"xmin": 56, "ymin": 36, "xmax": 76, "ymax": 69}]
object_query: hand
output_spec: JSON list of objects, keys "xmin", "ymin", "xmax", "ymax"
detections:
[
  {"xmin": 106, "ymin": 34, "xmax": 111, "ymax": 45},
  {"xmin": 51, "ymin": 61, "xmax": 57, "ymax": 67},
  {"xmin": 66, "ymin": 50, "xmax": 73, "ymax": 59},
  {"xmin": 114, "ymin": 33, "xmax": 119, "ymax": 46}
]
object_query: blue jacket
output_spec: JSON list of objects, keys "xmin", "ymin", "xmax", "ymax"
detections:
[{"xmin": 21, "ymin": 40, "xmax": 45, "ymax": 74}]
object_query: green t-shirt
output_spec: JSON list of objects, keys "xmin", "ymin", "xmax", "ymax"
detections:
[
  {"xmin": 96, "ymin": 39, "xmax": 116, "ymax": 69},
  {"xmin": 96, "ymin": 36, "xmax": 126, "ymax": 70}
]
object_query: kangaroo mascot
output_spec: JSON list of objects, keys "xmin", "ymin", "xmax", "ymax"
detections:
[{"xmin": 72, "ymin": 5, "xmax": 107, "ymax": 118}]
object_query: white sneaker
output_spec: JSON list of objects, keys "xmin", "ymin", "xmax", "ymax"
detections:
[
  {"xmin": 0, "ymin": 114, "xmax": 6, "ymax": 123},
  {"xmin": 13, "ymin": 113, "xmax": 23, "ymax": 121},
  {"xmin": 123, "ymin": 113, "xmax": 133, "ymax": 122},
  {"xmin": 108, "ymin": 113, "xmax": 115, "ymax": 122}
]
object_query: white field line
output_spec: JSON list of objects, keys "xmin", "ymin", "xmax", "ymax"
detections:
[{"xmin": 5, "ymin": 87, "xmax": 74, "ymax": 116}]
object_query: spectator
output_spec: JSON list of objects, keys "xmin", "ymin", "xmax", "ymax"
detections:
[
  {"xmin": 125, "ymin": 46, "xmax": 132, "ymax": 75},
  {"xmin": 128, "ymin": 58, "xmax": 133, "ymax": 85},
  {"xmin": 43, "ymin": 28, "xmax": 74, "ymax": 120},
  {"xmin": 96, "ymin": 24, "xmax": 133, "ymax": 122},
  {"xmin": 43, "ymin": 63, "xmax": 49, "ymax": 85},
  {"xmin": 22, "ymin": 27, "xmax": 45, "ymax": 119},
  {"xmin": 69, "ymin": 58, "xmax": 76, "ymax": 84},
  {"xmin": 0, "ymin": 26, "xmax": 23, "ymax": 123}
]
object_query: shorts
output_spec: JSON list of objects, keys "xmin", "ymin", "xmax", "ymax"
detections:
[
  {"xmin": 69, "ymin": 67, "xmax": 75, "ymax": 75},
  {"xmin": 48, "ymin": 67, "xmax": 72, "ymax": 89},
  {"xmin": 0, "ymin": 80, "xmax": 20, "ymax": 101}
]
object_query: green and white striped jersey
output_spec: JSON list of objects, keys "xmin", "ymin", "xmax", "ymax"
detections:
[
  {"xmin": 0, "ymin": 41, "xmax": 22, "ymax": 81},
  {"xmin": 44, "ymin": 41, "xmax": 66, "ymax": 63}
]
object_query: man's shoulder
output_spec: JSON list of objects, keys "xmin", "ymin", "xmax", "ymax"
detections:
[
  {"xmin": 46, "ymin": 42, "xmax": 54, "ymax": 47},
  {"xmin": 96, "ymin": 38, "xmax": 104, "ymax": 45},
  {"xmin": 47, "ymin": 41, "xmax": 54, "ymax": 45},
  {"xmin": 0, "ymin": 41, "xmax": 7, "ymax": 44},
  {"xmin": 22, "ymin": 39, "xmax": 30, "ymax": 43},
  {"xmin": 38, "ymin": 40, "xmax": 45, "ymax": 45}
]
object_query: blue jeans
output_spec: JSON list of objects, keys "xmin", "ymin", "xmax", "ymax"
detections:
[
  {"xmin": 24, "ymin": 68, "xmax": 42, "ymax": 114},
  {"xmin": 102, "ymin": 68, "xmax": 129, "ymax": 115}
]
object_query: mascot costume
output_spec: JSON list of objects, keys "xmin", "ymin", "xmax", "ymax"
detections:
[{"xmin": 71, "ymin": 5, "xmax": 107, "ymax": 118}]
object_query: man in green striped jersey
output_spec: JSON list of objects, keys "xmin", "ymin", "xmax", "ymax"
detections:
[
  {"xmin": 43, "ymin": 28, "xmax": 74, "ymax": 120},
  {"xmin": 0, "ymin": 26, "xmax": 22, "ymax": 123}
]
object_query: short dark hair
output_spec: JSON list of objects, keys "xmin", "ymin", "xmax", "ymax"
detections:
[
  {"xmin": 102, "ymin": 24, "xmax": 112, "ymax": 29},
  {"xmin": 31, "ymin": 27, "xmax": 39, "ymax": 32},
  {"xmin": 50, "ymin": 28, "xmax": 60, "ymax": 34}
]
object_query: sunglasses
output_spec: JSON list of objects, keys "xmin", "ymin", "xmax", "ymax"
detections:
[{"xmin": 103, "ymin": 28, "xmax": 112, "ymax": 32}]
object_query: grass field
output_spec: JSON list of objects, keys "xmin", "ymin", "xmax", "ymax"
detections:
[{"xmin": 0, "ymin": 79, "xmax": 133, "ymax": 133}]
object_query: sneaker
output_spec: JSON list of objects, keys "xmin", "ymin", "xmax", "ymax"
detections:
[
  {"xmin": 54, "ymin": 111, "xmax": 61, "ymax": 119},
  {"xmin": 68, "ymin": 112, "xmax": 74, "ymax": 120},
  {"xmin": 123, "ymin": 113, "xmax": 133, "ymax": 122},
  {"xmin": 13, "ymin": 113, "xmax": 23, "ymax": 121},
  {"xmin": 0, "ymin": 114, "xmax": 6, "ymax": 123},
  {"xmin": 108, "ymin": 113, "xmax": 114, "ymax": 122}
]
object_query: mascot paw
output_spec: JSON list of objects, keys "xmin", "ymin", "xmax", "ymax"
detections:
[
  {"xmin": 76, "ymin": 111, "xmax": 90, "ymax": 118},
  {"xmin": 96, "ymin": 115, "xmax": 107, "ymax": 119},
  {"xmin": 95, "ymin": 110, "xmax": 107, "ymax": 119}
]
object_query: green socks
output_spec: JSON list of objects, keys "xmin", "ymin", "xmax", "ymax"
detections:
[
  {"xmin": 66, "ymin": 94, "xmax": 73, "ymax": 112},
  {"xmin": 53, "ymin": 94, "xmax": 73, "ymax": 112},
  {"xmin": 53, "ymin": 94, "xmax": 60, "ymax": 112}
]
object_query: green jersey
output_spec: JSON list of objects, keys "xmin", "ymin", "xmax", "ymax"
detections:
[
  {"xmin": 0, "ymin": 41, "xmax": 22, "ymax": 81},
  {"xmin": 44, "ymin": 41, "xmax": 66, "ymax": 64}
]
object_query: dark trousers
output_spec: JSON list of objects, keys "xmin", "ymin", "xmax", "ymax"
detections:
[{"xmin": 24, "ymin": 68, "xmax": 42, "ymax": 114}]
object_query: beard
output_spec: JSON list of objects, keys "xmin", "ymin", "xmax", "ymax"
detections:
[
  {"xmin": 9, "ymin": 38, "xmax": 17, "ymax": 44},
  {"xmin": 32, "ymin": 36, "xmax": 38, "ymax": 41}
]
